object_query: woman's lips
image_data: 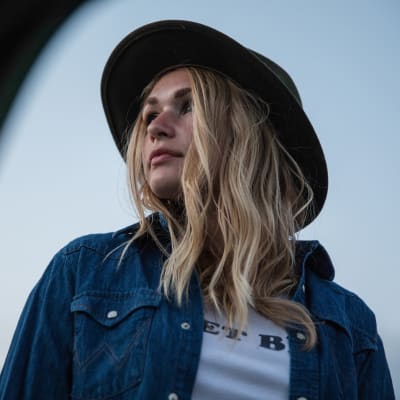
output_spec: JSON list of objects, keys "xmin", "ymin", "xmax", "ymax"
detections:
[
  {"xmin": 149, "ymin": 149, "xmax": 182, "ymax": 166},
  {"xmin": 151, "ymin": 153, "xmax": 177, "ymax": 165}
]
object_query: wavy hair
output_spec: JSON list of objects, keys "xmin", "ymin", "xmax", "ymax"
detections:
[{"xmin": 125, "ymin": 67, "xmax": 317, "ymax": 348}]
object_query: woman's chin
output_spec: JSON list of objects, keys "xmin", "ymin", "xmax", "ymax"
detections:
[{"xmin": 149, "ymin": 181, "xmax": 181, "ymax": 201}]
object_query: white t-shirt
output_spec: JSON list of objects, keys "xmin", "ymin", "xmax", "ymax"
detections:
[{"xmin": 191, "ymin": 305, "xmax": 290, "ymax": 400}]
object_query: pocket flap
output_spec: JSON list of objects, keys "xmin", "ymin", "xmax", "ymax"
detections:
[{"xmin": 70, "ymin": 288, "xmax": 161, "ymax": 327}]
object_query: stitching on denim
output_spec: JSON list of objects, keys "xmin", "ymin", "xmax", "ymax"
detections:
[
  {"xmin": 64, "ymin": 243, "xmax": 139, "ymax": 260},
  {"xmin": 74, "ymin": 314, "xmax": 151, "ymax": 369},
  {"xmin": 72, "ymin": 289, "xmax": 161, "ymax": 301}
]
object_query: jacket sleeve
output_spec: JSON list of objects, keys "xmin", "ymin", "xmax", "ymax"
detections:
[
  {"xmin": 355, "ymin": 333, "xmax": 395, "ymax": 400},
  {"xmin": 0, "ymin": 250, "xmax": 75, "ymax": 399}
]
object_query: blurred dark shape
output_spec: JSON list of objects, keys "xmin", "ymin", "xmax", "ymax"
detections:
[{"xmin": 0, "ymin": 0, "xmax": 88, "ymax": 147}]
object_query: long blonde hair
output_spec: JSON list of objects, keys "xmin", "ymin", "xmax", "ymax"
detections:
[{"xmin": 126, "ymin": 67, "xmax": 317, "ymax": 348}]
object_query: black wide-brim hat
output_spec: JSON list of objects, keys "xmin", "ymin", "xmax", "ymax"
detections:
[{"xmin": 101, "ymin": 19, "xmax": 328, "ymax": 227}]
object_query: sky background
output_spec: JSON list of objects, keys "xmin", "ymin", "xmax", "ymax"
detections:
[{"xmin": 0, "ymin": 0, "xmax": 399, "ymax": 395}]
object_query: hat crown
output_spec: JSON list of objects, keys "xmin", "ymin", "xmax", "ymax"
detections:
[{"xmin": 250, "ymin": 51, "xmax": 302, "ymax": 107}]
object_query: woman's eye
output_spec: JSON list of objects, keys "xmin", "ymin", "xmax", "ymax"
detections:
[
  {"xmin": 144, "ymin": 113, "xmax": 157, "ymax": 125},
  {"xmin": 181, "ymin": 100, "xmax": 192, "ymax": 114}
]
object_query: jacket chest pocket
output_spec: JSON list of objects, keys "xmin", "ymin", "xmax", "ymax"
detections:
[{"xmin": 70, "ymin": 289, "xmax": 161, "ymax": 400}]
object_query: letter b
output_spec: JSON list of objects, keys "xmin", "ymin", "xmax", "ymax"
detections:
[{"xmin": 258, "ymin": 334, "xmax": 285, "ymax": 351}]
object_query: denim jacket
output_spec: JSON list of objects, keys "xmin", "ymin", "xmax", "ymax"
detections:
[{"xmin": 0, "ymin": 214, "xmax": 394, "ymax": 399}]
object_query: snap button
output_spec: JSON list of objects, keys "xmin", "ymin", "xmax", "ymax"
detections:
[
  {"xmin": 107, "ymin": 310, "xmax": 118, "ymax": 319},
  {"xmin": 168, "ymin": 393, "xmax": 179, "ymax": 400},
  {"xmin": 181, "ymin": 322, "xmax": 191, "ymax": 330},
  {"xmin": 297, "ymin": 397, "xmax": 308, "ymax": 400},
  {"xmin": 296, "ymin": 332, "xmax": 306, "ymax": 341}
]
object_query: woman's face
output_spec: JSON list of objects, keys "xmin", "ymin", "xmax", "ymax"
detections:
[{"xmin": 141, "ymin": 68, "xmax": 193, "ymax": 199}]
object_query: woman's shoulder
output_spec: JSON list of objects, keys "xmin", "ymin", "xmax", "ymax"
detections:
[
  {"xmin": 299, "ymin": 241, "xmax": 378, "ymax": 346},
  {"xmin": 59, "ymin": 222, "xmax": 141, "ymax": 257},
  {"xmin": 58, "ymin": 213, "xmax": 167, "ymax": 259},
  {"xmin": 313, "ymin": 276, "xmax": 377, "ymax": 336},
  {"xmin": 37, "ymin": 220, "xmax": 166, "ymax": 296}
]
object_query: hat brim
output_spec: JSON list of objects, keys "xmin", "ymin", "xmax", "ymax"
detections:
[{"xmin": 101, "ymin": 19, "xmax": 328, "ymax": 227}]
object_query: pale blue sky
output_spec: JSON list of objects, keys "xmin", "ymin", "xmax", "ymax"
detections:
[{"xmin": 1, "ymin": 0, "xmax": 399, "ymax": 394}]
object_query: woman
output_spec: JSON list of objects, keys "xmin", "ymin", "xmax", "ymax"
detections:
[{"xmin": 0, "ymin": 20, "xmax": 394, "ymax": 399}]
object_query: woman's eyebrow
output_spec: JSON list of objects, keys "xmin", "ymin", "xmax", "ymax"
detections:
[
  {"xmin": 174, "ymin": 87, "xmax": 191, "ymax": 99},
  {"xmin": 144, "ymin": 87, "xmax": 192, "ymax": 107}
]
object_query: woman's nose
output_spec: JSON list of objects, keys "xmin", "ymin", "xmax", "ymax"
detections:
[{"xmin": 147, "ymin": 111, "xmax": 175, "ymax": 141}]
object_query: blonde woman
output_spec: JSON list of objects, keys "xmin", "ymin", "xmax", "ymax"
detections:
[{"xmin": 0, "ymin": 20, "xmax": 394, "ymax": 400}]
